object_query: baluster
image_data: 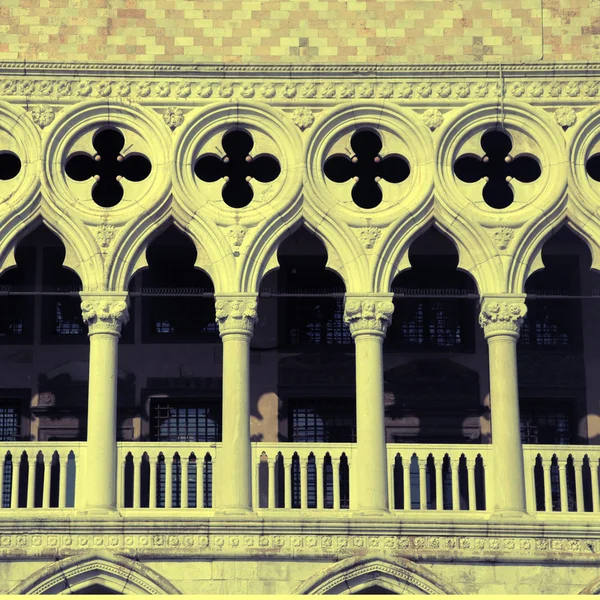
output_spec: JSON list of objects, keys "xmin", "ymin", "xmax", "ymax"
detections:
[
  {"xmin": 165, "ymin": 455, "xmax": 173, "ymax": 509},
  {"xmin": 316, "ymin": 457, "xmax": 324, "ymax": 510},
  {"xmin": 300, "ymin": 455, "xmax": 308, "ymax": 509},
  {"xmin": 268, "ymin": 457, "xmax": 277, "ymax": 509},
  {"xmin": 388, "ymin": 460, "xmax": 395, "ymax": 511},
  {"xmin": 42, "ymin": 456, "xmax": 52, "ymax": 509},
  {"xmin": 543, "ymin": 455, "xmax": 553, "ymax": 512},
  {"xmin": 133, "ymin": 455, "xmax": 141, "ymax": 509},
  {"xmin": 59, "ymin": 458, "xmax": 68, "ymax": 509},
  {"xmin": 451, "ymin": 455, "xmax": 460, "ymax": 511},
  {"xmin": 403, "ymin": 456, "xmax": 411, "ymax": 510},
  {"xmin": 117, "ymin": 457, "xmax": 126, "ymax": 509},
  {"xmin": 557, "ymin": 457, "xmax": 568, "ymax": 513},
  {"xmin": 0, "ymin": 455, "xmax": 4, "ymax": 509},
  {"xmin": 591, "ymin": 459, "xmax": 600, "ymax": 514},
  {"xmin": 284, "ymin": 458, "xmax": 292, "ymax": 509},
  {"xmin": 197, "ymin": 458, "xmax": 204, "ymax": 509},
  {"xmin": 181, "ymin": 456, "xmax": 189, "ymax": 509},
  {"xmin": 418, "ymin": 458, "xmax": 427, "ymax": 510},
  {"xmin": 11, "ymin": 456, "xmax": 21, "ymax": 509},
  {"xmin": 527, "ymin": 455, "xmax": 536, "ymax": 514},
  {"xmin": 74, "ymin": 456, "xmax": 82, "ymax": 508},
  {"xmin": 574, "ymin": 458, "xmax": 584, "ymax": 513},
  {"xmin": 27, "ymin": 456, "xmax": 36, "ymax": 508},
  {"xmin": 435, "ymin": 456, "xmax": 444, "ymax": 511},
  {"xmin": 467, "ymin": 458, "xmax": 477, "ymax": 511},
  {"xmin": 332, "ymin": 457, "xmax": 340, "ymax": 510},
  {"xmin": 149, "ymin": 456, "xmax": 157, "ymax": 509},
  {"xmin": 254, "ymin": 460, "xmax": 261, "ymax": 509}
]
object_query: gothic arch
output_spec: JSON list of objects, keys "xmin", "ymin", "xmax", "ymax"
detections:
[
  {"xmin": 291, "ymin": 556, "xmax": 458, "ymax": 595},
  {"xmin": 580, "ymin": 574, "xmax": 600, "ymax": 594},
  {"xmin": 10, "ymin": 551, "xmax": 181, "ymax": 595}
]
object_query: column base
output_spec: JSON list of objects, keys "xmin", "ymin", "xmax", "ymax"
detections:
[
  {"xmin": 77, "ymin": 506, "xmax": 123, "ymax": 519},
  {"xmin": 488, "ymin": 509, "xmax": 535, "ymax": 522},
  {"xmin": 214, "ymin": 506, "xmax": 257, "ymax": 517},
  {"xmin": 352, "ymin": 508, "xmax": 391, "ymax": 518}
]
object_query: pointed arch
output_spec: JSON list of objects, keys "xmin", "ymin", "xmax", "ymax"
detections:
[
  {"xmin": 291, "ymin": 555, "xmax": 458, "ymax": 595},
  {"xmin": 10, "ymin": 550, "xmax": 181, "ymax": 595}
]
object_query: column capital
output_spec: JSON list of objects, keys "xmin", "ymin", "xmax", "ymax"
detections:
[
  {"xmin": 80, "ymin": 292, "xmax": 129, "ymax": 336},
  {"xmin": 343, "ymin": 293, "xmax": 394, "ymax": 338},
  {"xmin": 215, "ymin": 293, "xmax": 258, "ymax": 337},
  {"xmin": 478, "ymin": 294, "xmax": 527, "ymax": 339}
]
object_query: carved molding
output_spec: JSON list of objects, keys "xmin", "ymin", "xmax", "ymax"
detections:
[
  {"xmin": 479, "ymin": 297, "xmax": 527, "ymax": 338},
  {"xmin": 214, "ymin": 295, "xmax": 258, "ymax": 336},
  {"xmin": 80, "ymin": 294, "xmax": 130, "ymax": 335},
  {"xmin": 344, "ymin": 297, "xmax": 395, "ymax": 337}
]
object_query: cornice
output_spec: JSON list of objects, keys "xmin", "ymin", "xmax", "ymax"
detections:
[{"xmin": 0, "ymin": 61, "xmax": 599, "ymax": 78}]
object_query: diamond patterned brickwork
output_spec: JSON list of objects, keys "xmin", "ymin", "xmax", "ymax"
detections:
[{"xmin": 0, "ymin": 0, "xmax": 598, "ymax": 63}]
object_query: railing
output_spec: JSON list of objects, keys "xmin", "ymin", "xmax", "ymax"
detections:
[
  {"xmin": 387, "ymin": 444, "xmax": 490, "ymax": 512},
  {"xmin": 523, "ymin": 445, "xmax": 600, "ymax": 513},
  {"xmin": 252, "ymin": 443, "xmax": 355, "ymax": 510},
  {"xmin": 117, "ymin": 442, "xmax": 218, "ymax": 509},
  {"xmin": 0, "ymin": 442, "xmax": 85, "ymax": 508}
]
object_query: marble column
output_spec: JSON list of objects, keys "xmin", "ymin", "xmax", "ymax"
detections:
[
  {"xmin": 215, "ymin": 294, "xmax": 258, "ymax": 513},
  {"xmin": 344, "ymin": 294, "xmax": 394, "ymax": 515},
  {"xmin": 80, "ymin": 293, "xmax": 129, "ymax": 514},
  {"xmin": 479, "ymin": 295, "xmax": 528, "ymax": 517}
]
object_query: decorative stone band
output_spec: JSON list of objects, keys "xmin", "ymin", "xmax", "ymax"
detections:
[
  {"xmin": 80, "ymin": 293, "xmax": 130, "ymax": 336},
  {"xmin": 215, "ymin": 295, "xmax": 258, "ymax": 336},
  {"xmin": 478, "ymin": 295, "xmax": 527, "ymax": 339},
  {"xmin": 343, "ymin": 296, "xmax": 395, "ymax": 338}
]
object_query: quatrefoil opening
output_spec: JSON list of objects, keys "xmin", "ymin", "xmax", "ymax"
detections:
[
  {"xmin": 587, "ymin": 154, "xmax": 600, "ymax": 182},
  {"xmin": 65, "ymin": 128, "xmax": 152, "ymax": 208},
  {"xmin": 454, "ymin": 129, "xmax": 541, "ymax": 209},
  {"xmin": 323, "ymin": 130, "xmax": 410, "ymax": 209},
  {"xmin": 0, "ymin": 152, "xmax": 21, "ymax": 180},
  {"xmin": 194, "ymin": 129, "xmax": 281, "ymax": 209}
]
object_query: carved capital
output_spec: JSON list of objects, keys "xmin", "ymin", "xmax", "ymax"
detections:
[
  {"xmin": 478, "ymin": 295, "xmax": 527, "ymax": 338},
  {"xmin": 80, "ymin": 293, "xmax": 129, "ymax": 336},
  {"xmin": 344, "ymin": 295, "xmax": 394, "ymax": 338},
  {"xmin": 215, "ymin": 294, "xmax": 258, "ymax": 336}
]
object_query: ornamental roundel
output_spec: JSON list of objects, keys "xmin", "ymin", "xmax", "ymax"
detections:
[
  {"xmin": 41, "ymin": 100, "xmax": 172, "ymax": 223},
  {"xmin": 171, "ymin": 101, "xmax": 303, "ymax": 228},
  {"xmin": 567, "ymin": 105, "xmax": 600, "ymax": 219},
  {"xmin": 304, "ymin": 102, "xmax": 434, "ymax": 226},
  {"xmin": 0, "ymin": 100, "xmax": 42, "ymax": 224},
  {"xmin": 435, "ymin": 100, "xmax": 567, "ymax": 226}
]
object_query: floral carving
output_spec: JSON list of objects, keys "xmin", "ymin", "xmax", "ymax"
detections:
[
  {"xmin": 176, "ymin": 82, "xmax": 191, "ymax": 97},
  {"xmin": 358, "ymin": 82, "xmax": 374, "ymax": 98},
  {"xmin": 357, "ymin": 225, "xmax": 381, "ymax": 249},
  {"xmin": 19, "ymin": 80, "xmax": 35, "ymax": 95},
  {"xmin": 584, "ymin": 82, "xmax": 599, "ymax": 97},
  {"xmin": 489, "ymin": 227, "xmax": 514, "ymax": 250},
  {"xmin": 479, "ymin": 299, "xmax": 527, "ymax": 337},
  {"xmin": 80, "ymin": 297, "xmax": 130, "ymax": 335},
  {"xmin": 76, "ymin": 80, "xmax": 92, "ymax": 96},
  {"xmin": 565, "ymin": 81, "xmax": 580, "ymax": 97},
  {"xmin": 473, "ymin": 82, "xmax": 488, "ymax": 97},
  {"xmin": 97, "ymin": 81, "xmax": 112, "ymax": 97},
  {"xmin": 511, "ymin": 82, "xmax": 526, "ymax": 97},
  {"xmin": 455, "ymin": 82, "xmax": 470, "ymax": 98},
  {"xmin": 240, "ymin": 82, "xmax": 255, "ymax": 98},
  {"xmin": 339, "ymin": 83, "xmax": 355, "ymax": 98},
  {"xmin": 30, "ymin": 105, "xmax": 55, "ymax": 128},
  {"xmin": 529, "ymin": 82, "xmax": 544, "ymax": 97},
  {"xmin": 397, "ymin": 83, "xmax": 413, "ymax": 98},
  {"xmin": 260, "ymin": 82, "xmax": 276, "ymax": 98},
  {"xmin": 137, "ymin": 82, "xmax": 152, "ymax": 97},
  {"xmin": 163, "ymin": 107, "xmax": 184, "ymax": 129},
  {"xmin": 282, "ymin": 82, "xmax": 297, "ymax": 98},
  {"xmin": 38, "ymin": 81, "xmax": 54, "ymax": 96},
  {"xmin": 117, "ymin": 81, "xmax": 131, "ymax": 96},
  {"xmin": 548, "ymin": 82, "xmax": 562, "ymax": 97},
  {"xmin": 156, "ymin": 82, "xmax": 171, "ymax": 97},
  {"xmin": 378, "ymin": 82, "xmax": 394, "ymax": 98},
  {"xmin": 344, "ymin": 298, "xmax": 394, "ymax": 336},
  {"xmin": 422, "ymin": 108, "xmax": 443, "ymax": 129},
  {"xmin": 416, "ymin": 82, "xmax": 432, "ymax": 98},
  {"xmin": 301, "ymin": 82, "xmax": 317, "ymax": 98},
  {"xmin": 1, "ymin": 80, "xmax": 17, "ymax": 95},
  {"xmin": 219, "ymin": 83, "xmax": 234, "ymax": 98},
  {"xmin": 554, "ymin": 107, "xmax": 577, "ymax": 128},
  {"xmin": 215, "ymin": 297, "xmax": 258, "ymax": 335},
  {"xmin": 198, "ymin": 83, "xmax": 213, "ymax": 97},
  {"xmin": 56, "ymin": 82, "xmax": 71, "ymax": 96},
  {"xmin": 321, "ymin": 83, "xmax": 336, "ymax": 98},
  {"xmin": 436, "ymin": 83, "xmax": 452, "ymax": 98},
  {"xmin": 291, "ymin": 107, "xmax": 314, "ymax": 131}
]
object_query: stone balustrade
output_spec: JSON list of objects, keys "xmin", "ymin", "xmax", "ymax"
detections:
[{"xmin": 1, "ymin": 442, "xmax": 599, "ymax": 518}]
